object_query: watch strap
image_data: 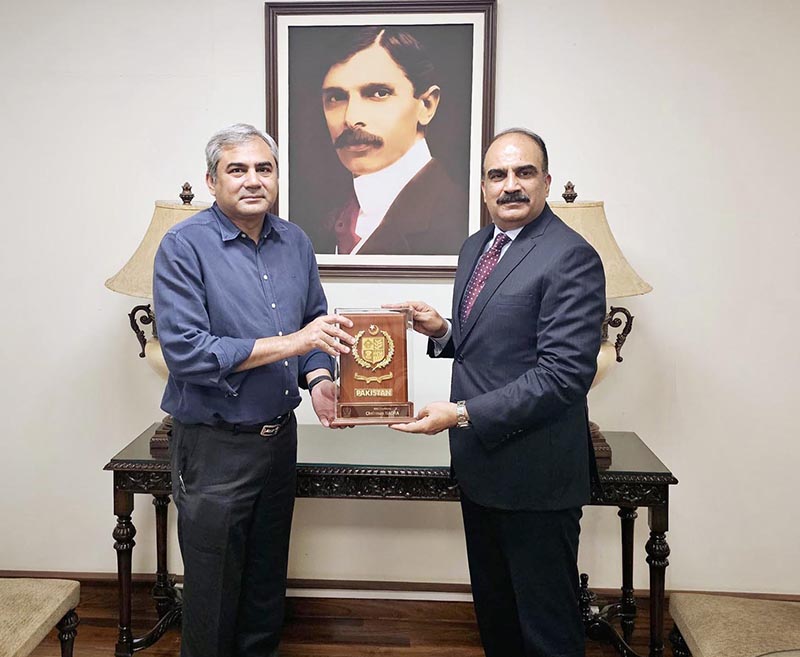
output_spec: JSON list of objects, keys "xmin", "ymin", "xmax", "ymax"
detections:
[{"xmin": 308, "ymin": 373, "xmax": 333, "ymax": 392}]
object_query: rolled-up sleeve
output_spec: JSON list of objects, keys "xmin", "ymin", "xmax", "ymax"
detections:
[{"xmin": 153, "ymin": 232, "xmax": 254, "ymax": 394}]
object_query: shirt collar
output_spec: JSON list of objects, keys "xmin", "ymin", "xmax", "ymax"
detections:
[
  {"xmin": 211, "ymin": 202, "xmax": 286, "ymax": 242},
  {"xmin": 352, "ymin": 139, "xmax": 432, "ymax": 218},
  {"xmin": 493, "ymin": 224, "xmax": 525, "ymax": 242}
]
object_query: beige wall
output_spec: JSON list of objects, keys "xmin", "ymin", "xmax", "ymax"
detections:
[{"xmin": 1, "ymin": 0, "xmax": 798, "ymax": 595}]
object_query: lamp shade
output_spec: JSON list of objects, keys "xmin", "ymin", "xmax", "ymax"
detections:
[
  {"xmin": 550, "ymin": 200, "xmax": 652, "ymax": 299},
  {"xmin": 105, "ymin": 199, "xmax": 209, "ymax": 299}
]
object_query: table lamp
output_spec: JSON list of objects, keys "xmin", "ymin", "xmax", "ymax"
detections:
[
  {"xmin": 105, "ymin": 183, "xmax": 209, "ymax": 447},
  {"xmin": 550, "ymin": 182, "xmax": 652, "ymax": 466}
]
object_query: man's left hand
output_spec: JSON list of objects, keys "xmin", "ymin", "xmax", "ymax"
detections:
[
  {"xmin": 391, "ymin": 401, "xmax": 457, "ymax": 435},
  {"xmin": 310, "ymin": 379, "xmax": 338, "ymax": 428}
]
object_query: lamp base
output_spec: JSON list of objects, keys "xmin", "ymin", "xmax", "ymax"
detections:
[
  {"xmin": 589, "ymin": 421, "xmax": 612, "ymax": 469},
  {"xmin": 150, "ymin": 415, "xmax": 173, "ymax": 454}
]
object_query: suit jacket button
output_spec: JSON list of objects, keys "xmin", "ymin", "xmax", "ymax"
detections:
[{"xmin": 456, "ymin": 354, "xmax": 464, "ymax": 363}]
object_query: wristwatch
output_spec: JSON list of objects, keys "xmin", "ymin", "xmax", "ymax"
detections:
[{"xmin": 455, "ymin": 400, "xmax": 471, "ymax": 428}]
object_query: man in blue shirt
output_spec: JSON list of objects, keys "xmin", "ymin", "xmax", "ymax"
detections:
[{"xmin": 153, "ymin": 123, "xmax": 355, "ymax": 657}]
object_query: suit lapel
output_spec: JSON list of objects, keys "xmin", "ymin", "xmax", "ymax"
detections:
[{"xmin": 459, "ymin": 208, "xmax": 555, "ymax": 344}]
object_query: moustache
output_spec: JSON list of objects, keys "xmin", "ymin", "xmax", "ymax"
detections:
[
  {"xmin": 498, "ymin": 191, "xmax": 531, "ymax": 205},
  {"xmin": 334, "ymin": 127, "xmax": 384, "ymax": 149}
]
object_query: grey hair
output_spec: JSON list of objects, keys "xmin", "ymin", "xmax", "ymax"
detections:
[
  {"xmin": 484, "ymin": 127, "xmax": 549, "ymax": 175},
  {"xmin": 205, "ymin": 123, "xmax": 279, "ymax": 182}
]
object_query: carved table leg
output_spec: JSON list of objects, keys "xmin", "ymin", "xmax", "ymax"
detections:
[
  {"xmin": 669, "ymin": 624, "xmax": 691, "ymax": 657},
  {"xmin": 619, "ymin": 506, "xmax": 638, "ymax": 643},
  {"xmin": 580, "ymin": 572, "xmax": 639, "ymax": 657},
  {"xmin": 113, "ymin": 484, "xmax": 136, "ymax": 657},
  {"xmin": 152, "ymin": 495, "xmax": 178, "ymax": 618},
  {"xmin": 646, "ymin": 500, "xmax": 670, "ymax": 657},
  {"xmin": 579, "ymin": 572, "xmax": 597, "ymax": 624},
  {"xmin": 56, "ymin": 609, "xmax": 79, "ymax": 657}
]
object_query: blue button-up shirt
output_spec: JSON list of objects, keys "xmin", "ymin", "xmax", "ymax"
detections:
[{"xmin": 153, "ymin": 203, "xmax": 333, "ymax": 425}]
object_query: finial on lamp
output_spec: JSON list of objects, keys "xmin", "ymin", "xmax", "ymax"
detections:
[
  {"xmin": 562, "ymin": 181, "xmax": 577, "ymax": 203},
  {"xmin": 180, "ymin": 182, "xmax": 195, "ymax": 205}
]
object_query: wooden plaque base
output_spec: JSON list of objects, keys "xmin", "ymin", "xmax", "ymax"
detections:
[{"xmin": 331, "ymin": 402, "xmax": 415, "ymax": 427}]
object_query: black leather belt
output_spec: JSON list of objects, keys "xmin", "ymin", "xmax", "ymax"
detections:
[{"xmin": 213, "ymin": 412, "xmax": 292, "ymax": 437}]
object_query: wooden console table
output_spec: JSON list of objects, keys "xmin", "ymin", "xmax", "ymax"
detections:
[{"xmin": 104, "ymin": 424, "xmax": 677, "ymax": 657}]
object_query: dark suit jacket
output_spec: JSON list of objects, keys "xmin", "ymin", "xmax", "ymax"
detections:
[
  {"xmin": 431, "ymin": 204, "xmax": 606, "ymax": 511},
  {"xmin": 315, "ymin": 159, "xmax": 468, "ymax": 255}
]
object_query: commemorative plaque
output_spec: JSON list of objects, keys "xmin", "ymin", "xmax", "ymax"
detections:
[{"xmin": 331, "ymin": 308, "xmax": 414, "ymax": 426}]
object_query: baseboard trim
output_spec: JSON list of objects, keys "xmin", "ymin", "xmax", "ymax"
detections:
[{"xmin": 2, "ymin": 570, "xmax": 799, "ymax": 603}]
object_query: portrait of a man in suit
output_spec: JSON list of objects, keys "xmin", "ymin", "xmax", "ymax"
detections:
[{"xmin": 285, "ymin": 24, "xmax": 473, "ymax": 257}]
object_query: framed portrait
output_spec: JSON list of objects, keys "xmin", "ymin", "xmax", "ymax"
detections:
[{"xmin": 265, "ymin": 0, "xmax": 497, "ymax": 277}]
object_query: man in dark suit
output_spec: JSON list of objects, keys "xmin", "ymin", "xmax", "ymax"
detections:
[
  {"xmin": 390, "ymin": 129, "xmax": 606, "ymax": 657},
  {"xmin": 315, "ymin": 26, "xmax": 468, "ymax": 255}
]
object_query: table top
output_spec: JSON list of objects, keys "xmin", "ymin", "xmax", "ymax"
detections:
[{"xmin": 105, "ymin": 423, "xmax": 676, "ymax": 485}]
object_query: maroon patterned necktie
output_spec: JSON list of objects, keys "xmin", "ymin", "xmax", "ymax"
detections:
[{"xmin": 460, "ymin": 232, "xmax": 510, "ymax": 325}]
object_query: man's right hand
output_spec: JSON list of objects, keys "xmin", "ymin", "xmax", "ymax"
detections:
[
  {"xmin": 294, "ymin": 314, "xmax": 355, "ymax": 357},
  {"xmin": 383, "ymin": 302, "xmax": 447, "ymax": 338}
]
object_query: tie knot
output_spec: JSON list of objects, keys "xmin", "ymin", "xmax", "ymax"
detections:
[{"xmin": 491, "ymin": 232, "xmax": 510, "ymax": 251}]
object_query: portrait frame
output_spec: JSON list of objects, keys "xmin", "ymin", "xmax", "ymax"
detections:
[{"xmin": 265, "ymin": 0, "xmax": 497, "ymax": 278}]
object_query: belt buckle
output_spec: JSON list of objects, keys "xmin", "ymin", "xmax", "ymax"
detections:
[{"xmin": 259, "ymin": 417, "xmax": 283, "ymax": 438}]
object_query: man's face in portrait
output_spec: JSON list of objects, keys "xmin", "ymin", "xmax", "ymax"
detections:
[
  {"xmin": 321, "ymin": 43, "xmax": 440, "ymax": 177},
  {"xmin": 481, "ymin": 133, "xmax": 552, "ymax": 233},
  {"xmin": 206, "ymin": 138, "xmax": 278, "ymax": 224}
]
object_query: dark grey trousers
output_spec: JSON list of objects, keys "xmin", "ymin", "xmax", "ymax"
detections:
[
  {"xmin": 460, "ymin": 494, "xmax": 585, "ymax": 657},
  {"xmin": 171, "ymin": 415, "xmax": 297, "ymax": 657}
]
